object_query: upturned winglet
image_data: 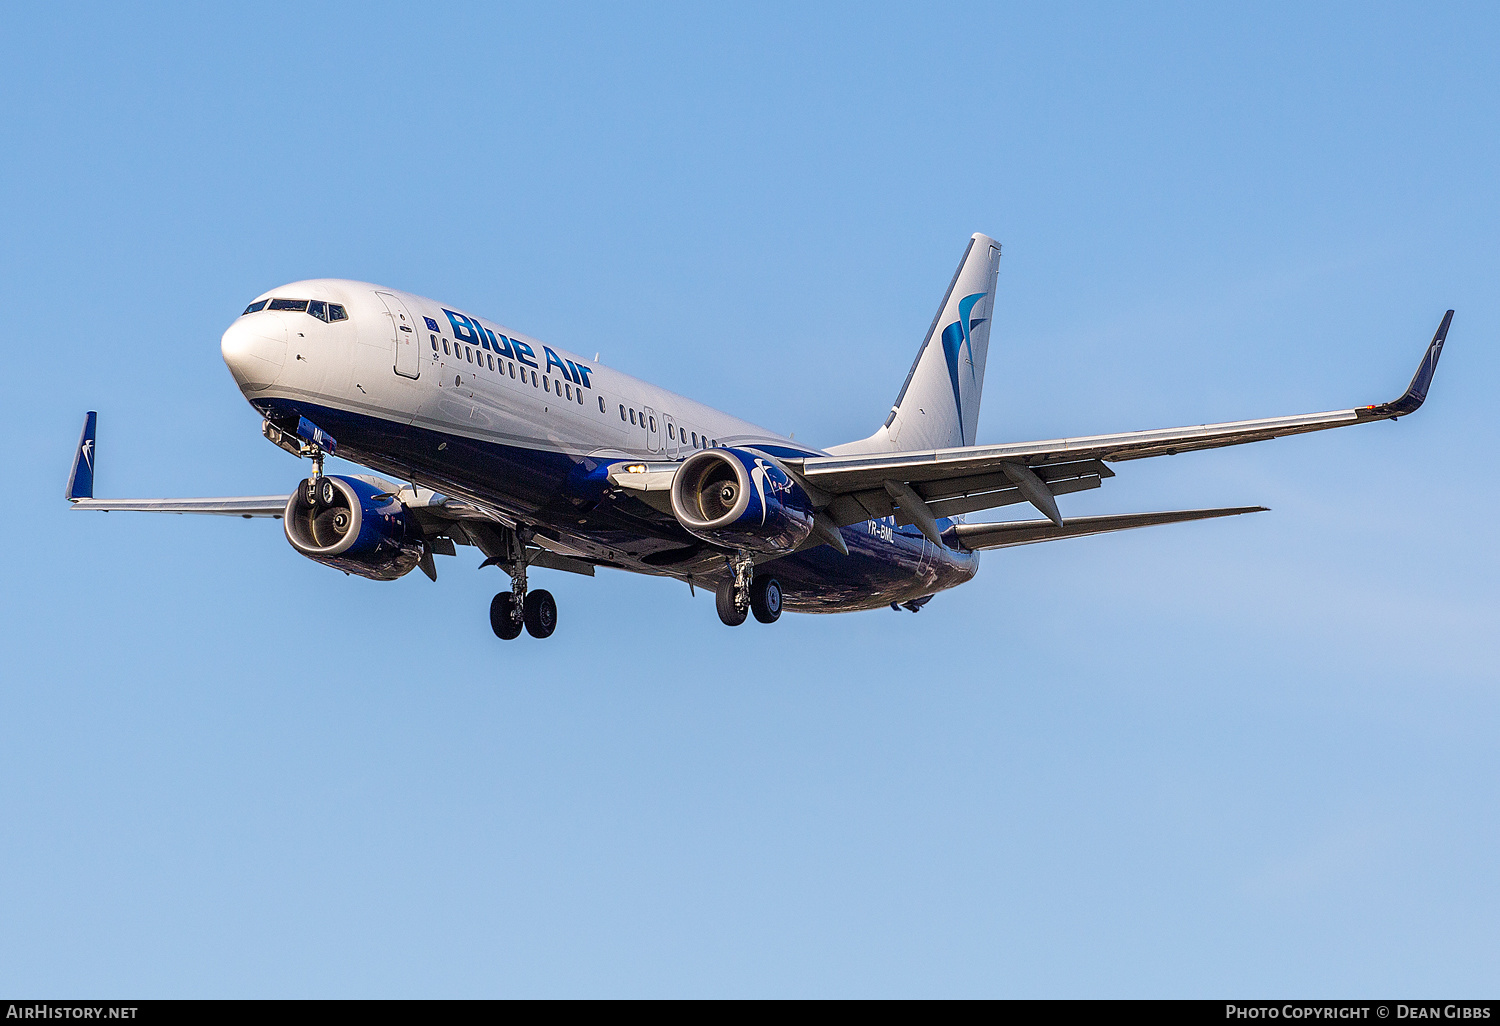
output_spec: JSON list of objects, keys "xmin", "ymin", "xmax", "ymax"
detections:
[
  {"xmin": 66, "ymin": 411, "xmax": 97, "ymax": 501},
  {"xmin": 1360, "ymin": 310, "xmax": 1453, "ymax": 420}
]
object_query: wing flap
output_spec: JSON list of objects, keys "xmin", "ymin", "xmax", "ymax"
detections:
[{"xmin": 922, "ymin": 473, "xmax": 1102, "ymax": 523}]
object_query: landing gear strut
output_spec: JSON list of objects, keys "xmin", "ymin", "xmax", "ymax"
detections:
[
  {"xmin": 487, "ymin": 525, "xmax": 558, "ymax": 640},
  {"xmin": 717, "ymin": 552, "xmax": 782, "ymax": 626},
  {"xmin": 303, "ymin": 447, "xmax": 327, "ymax": 505}
]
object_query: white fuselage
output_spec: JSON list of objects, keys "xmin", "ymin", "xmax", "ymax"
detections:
[{"xmin": 221, "ymin": 279, "xmax": 978, "ymax": 611}]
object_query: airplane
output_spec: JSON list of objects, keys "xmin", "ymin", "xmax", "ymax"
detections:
[{"xmin": 65, "ymin": 233, "xmax": 1453, "ymax": 639}]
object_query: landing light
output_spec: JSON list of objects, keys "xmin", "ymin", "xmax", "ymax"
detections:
[{"xmin": 625, "ymin": 464, "xmax": 648, "ymax": 474}]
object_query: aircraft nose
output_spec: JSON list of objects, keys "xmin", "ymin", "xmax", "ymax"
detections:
[{"xmin": 221, "ymin": 317, "xmax": 288, "ymax": 392}]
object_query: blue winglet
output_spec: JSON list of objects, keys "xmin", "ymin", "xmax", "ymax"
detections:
[
  {"xmin": 1366, "ymin": 310, "xmax": 1453, "ymax": 419},
  {"xmin": 66, "ymin": 411, "xmax": 97, "ymax": 501}
]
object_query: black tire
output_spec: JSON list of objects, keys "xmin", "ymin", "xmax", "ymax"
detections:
[
  {"xmin": 750, "ymin": 574, "xmax": 783, "ymax": 624},
  {"xmin": 716, "ymin": 581, "xmax": 747, "ymax": 626},
  {"xmin": 317, "ymin": 477, "xmax": 339, "ymax": 506},
  {"xmin": 489, "ymin": 593, "xmax": 523, "ymax": 640},
  {"xmin": 523, "ymin": 589, "xmax": 557, "ymax": 639}
]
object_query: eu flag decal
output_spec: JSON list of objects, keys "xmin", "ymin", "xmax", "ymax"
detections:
[{"xmin": 424, "ymin": 316, "xmax": 440, "ymax": 331}]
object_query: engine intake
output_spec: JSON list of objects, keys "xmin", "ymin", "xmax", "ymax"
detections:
[
  {"xmin": 283, "ymin": 475, "xmax": 423, "ymax": 581},
  {"xmin": 669, "ymin": 448, "xmax": 816, "ymax": 554}
]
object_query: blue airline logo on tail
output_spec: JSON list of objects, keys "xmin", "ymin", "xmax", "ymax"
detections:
[{"xmin": 939, "ymin": 292, "xmax": 987, "ymax": 445}]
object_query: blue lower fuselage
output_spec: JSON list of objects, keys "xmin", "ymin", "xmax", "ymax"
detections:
[{"xmin": 250, "ymin": 394, "xmax": 979, "ymax": 613}]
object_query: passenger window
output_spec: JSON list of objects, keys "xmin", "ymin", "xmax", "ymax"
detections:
[
  {"xmin": 630, "ymin": 410, "xmax": 636, "ymax": 425},
  {"xmin": 577, "ymin": 390, "xmax": 584, "ymax": 405},
  {"xmin": 691, "ymin": 432, "xmax": 697, "ymax": 446},
  {"xmin": 268, "ymin": 298, "xmax": 308, "ymax": 312},
  {"xmin": 544, "ymin": 377, "xmax": 550, "ymax": 393},
  {"xmin": 328, "ymin": 304, "xmax": 348, "ymax": 322},
  {"xmin": 443, "ymin": 340, "xmax": 451, "ymax": 355},
  {"xmin": 649, "ymin": 416, "xmax": 656, "ymax": 432},
  {"xmin": 308, "ymin": 300, "xmax": 327, "ymax": 321},
  {"xmin": 600, "ymin": 397, "xmax": 607, "ymax": 413},
  {"xmin": 565, "ymin": 383, "xmax": 572, "ymax": 400},
  {"xmin": 509, "ymin": 363, "xmax": 516, "ymax": 378},
  {"xmin": 242, "ymin": 300, "xmax": 268, "ymax": 314},
  {"xmin": 667, "ymin": 425, "xmax": 674, "ymax": 439},
  {"xmin": 620, "ymin": 405, "xmax": 626, "ymax": 421},
  {"xmin": 430, "ymin": 334, "xmax": 438, "ymax": 351},
  {"xmin": 466, "ymin": 348, "xmax": 473, "ymax": 363},
  {"xmin": 487, "ymin": 354, "xmax": 494, "ymax": 370},
  {"xmin": 531, "ymin": 371, "xmax": 538, "ymax": 386}
]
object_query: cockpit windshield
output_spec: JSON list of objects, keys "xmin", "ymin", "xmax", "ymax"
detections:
[{"xmin": 242, "ymin": 298, "xmax": 348, "ymax": 322}]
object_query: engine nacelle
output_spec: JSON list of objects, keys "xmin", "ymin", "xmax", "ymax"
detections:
[
  {"xmin": 283, "ymin": 475, "xmax": 423, "ymax": 581},
  {"xmin": 669, "ymin": 447, "xmax": 816, "ymax": 554}
]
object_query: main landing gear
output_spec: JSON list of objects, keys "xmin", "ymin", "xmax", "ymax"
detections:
[
  {"xmin": 715, "ymin": 552, "xmax": 782, "ymax": 627},
  {"xmin": 487, "ymin": 526, "xmax": 558, "ymax": 641},
  {"xmin": 490, "ymin": 589, "xmax": 556, "ymax": 640}
]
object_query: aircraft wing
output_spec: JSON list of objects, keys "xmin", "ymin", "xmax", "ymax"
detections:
[
  {"xmin": 69, "ymin": 495, "xmax": 290, "ymax": 516},
  {"xmin": 785, "ymin": 311, "xmax": 1453, "ymax": 535},
  {"xmin": 65, "ymin": 413, "xmax": 290, "ymax": 516}
]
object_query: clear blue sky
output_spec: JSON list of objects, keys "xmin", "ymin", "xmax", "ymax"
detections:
[{"xmin": 2, "ymin": 2, "xmax": 1497, "ymax": 997}]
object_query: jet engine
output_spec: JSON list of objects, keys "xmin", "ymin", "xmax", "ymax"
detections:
[
  {"xmin": 669, "ymin": 448, "xmax": 816, "ymax": 553},
  {"xmin": 283, "ymin": 475, "xmax": 424, "ymax": 581}
]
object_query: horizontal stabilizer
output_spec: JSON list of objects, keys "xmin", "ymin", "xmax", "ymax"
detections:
[{"xmin": 950, "ymin": 506, "xmax": 1267, "ymax": 551}]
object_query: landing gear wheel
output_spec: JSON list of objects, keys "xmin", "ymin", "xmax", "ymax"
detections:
[
  {"xmin": 490, "ymin": 593, "xmax": 523, "ymax": 640},
  {"xmin": 523, "ymin": 589, "xmax": 557, "ymax": 639},
  {"xmin": 316, "ymin": 477, "xmax": 338, "ymax": 506},
  {"xmin": 716, "ymin": 581, "xmax": 748, "ymax": 626},
  {"xmin": 750, "ymin": 574, "xmax": 783, "ymax": 624}
]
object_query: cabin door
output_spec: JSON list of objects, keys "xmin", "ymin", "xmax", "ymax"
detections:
[{"xmin": 376, "ymin": 292, "xmax": 421, "ymax": 379}]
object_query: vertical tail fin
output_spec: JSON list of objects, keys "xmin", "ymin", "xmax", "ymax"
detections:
[
  {"xmin": 66, "ymin": 411, "xmax": 97, "ymax": 501},
  {"xmin": 829, "ymin": 233, "xmax": 1001, "ymax": 455}
]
